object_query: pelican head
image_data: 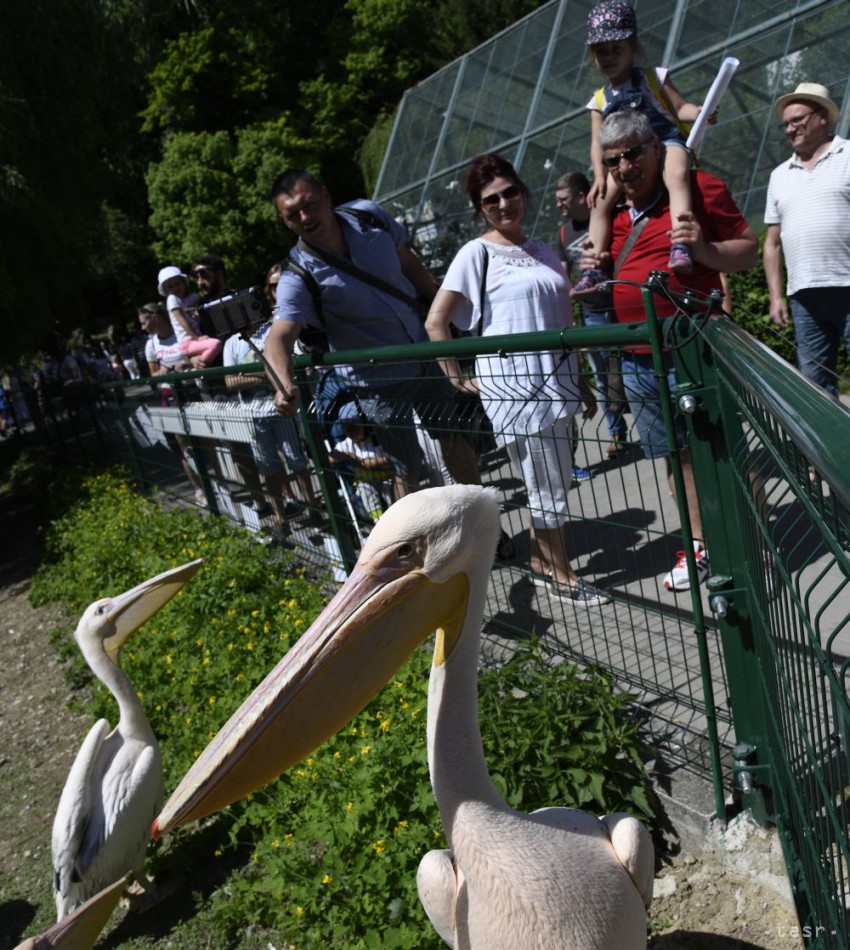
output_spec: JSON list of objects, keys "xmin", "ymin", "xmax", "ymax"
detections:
[
  {"xmin": 77, "ymin": 559, "xmax": 205, "ymax": 663},
  {"xmin": 154, "ymin": 485, "xmax": 499, "ymax": 836}
]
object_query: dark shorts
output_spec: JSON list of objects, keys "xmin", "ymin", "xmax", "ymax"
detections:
[{"xmin": 355, "ymin": 362, "xmax": 464, "ymax": 475}]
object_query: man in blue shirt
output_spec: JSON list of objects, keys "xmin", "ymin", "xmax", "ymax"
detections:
[{"xmin": 264, "ymin": 169, "xmax": 480, "ymax": 498}]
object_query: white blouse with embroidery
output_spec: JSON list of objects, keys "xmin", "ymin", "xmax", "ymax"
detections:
[{"xmin": 440, "ymin": 237, "xmax": 580, "ymax": 444}]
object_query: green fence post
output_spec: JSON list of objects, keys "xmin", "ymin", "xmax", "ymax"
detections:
[
  {"xmin": 666, "ymin": 301, "xmax": 773, "ymax": 825},
  {"xmin": 293, "ymin": 366, "xmax": 358, "ymax": 575},
  {"xmin": 639, "ymin": 279, "xmax": 729, "ymax": 825}
]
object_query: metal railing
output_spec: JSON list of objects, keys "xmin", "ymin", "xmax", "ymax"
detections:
[{"xmin": 43, "ymin": 284, "xmax": 850, "ymax": 945}]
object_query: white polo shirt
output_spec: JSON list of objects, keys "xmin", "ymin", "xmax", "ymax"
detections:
[{"xmin": 764, "ymin": 136, "xmax": 850, "ymax": 296}]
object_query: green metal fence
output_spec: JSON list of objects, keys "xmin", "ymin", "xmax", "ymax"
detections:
[{"xmin": 70, "ymin": 285, "xmax": 850, "ymax": 945}]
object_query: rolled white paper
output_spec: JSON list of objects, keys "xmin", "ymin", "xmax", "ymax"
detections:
[{"xmin": 686, "ymin": 56, "xmax": 740, "ymax": 151}]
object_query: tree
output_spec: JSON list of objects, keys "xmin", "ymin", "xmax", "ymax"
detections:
[{"xmin": 146, "ymin": 119, "xmax": 317, "ymax": 284}]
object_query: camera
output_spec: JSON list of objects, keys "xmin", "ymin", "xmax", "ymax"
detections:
[{"xmin": 198, "ymin": 287, "xmax": 270, "ymax": 338}]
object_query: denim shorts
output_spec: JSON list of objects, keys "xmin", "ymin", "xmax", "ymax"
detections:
[
  {"xmin": 620, "ymin": 351, "xmax": 685, "ymax": 459},
  {"xmin": 252, "ymin": 416, "xmax": 308, "ymax": 475},
  {"xmin": 355, "ymin": 361, "xmax": 464, "ymax": 475}
]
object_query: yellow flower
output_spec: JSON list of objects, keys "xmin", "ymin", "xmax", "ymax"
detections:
[
  {"xmin": 372, "ymin": 839, "xmax": 386, "ymax": 855},
  {"xmin": 322, "ymin": 874, "xmax": 333, "ymax": 885},
  {"xmin": 208, "ymin": 696, "xmax": 216, "ymax": 705},
  {"xmin": 246, "ymin": 641, "xmax": 254, "ymax": 650},
  {"xmin": 380, "ymin": 719, "xmax": 391, "ymax": 732},
  {"xmin": 284, "ymin": 833, "xmax": 293, "ymax": 843},
  {"xmin": 214, "ymin": 849, "xmax": 222, "ymax": 857},
  {"xmin": 345, "ymin": 802, "xmax": 354, "ymax": 812},
  {"xmin": 295, "ymin": 906, "xmax": 304, "ymax": 917},
  {"xmin": 360, "ymin": 745, "xmax": 371, "ymax": 755},
  {"xmin": 272, "ymin": 839, "xmax": 280, "ymax": 848}
]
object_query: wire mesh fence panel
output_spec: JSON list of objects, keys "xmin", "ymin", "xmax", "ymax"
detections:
[{"xmin": 50, "ymin": 295, "xmax": 850, "ymax": 944}]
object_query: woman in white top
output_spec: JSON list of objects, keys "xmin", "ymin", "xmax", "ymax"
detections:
[{"xmin": 425, "ymin": 153, "xmax": 609, "ymax": 607}]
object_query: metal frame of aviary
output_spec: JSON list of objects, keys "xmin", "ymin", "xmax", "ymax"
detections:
[{"xmin": 374, "ymin": 0, "xmax": 850, "ymax": 272}]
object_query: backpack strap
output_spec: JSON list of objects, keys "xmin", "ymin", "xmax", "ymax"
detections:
[
  {"xmin": 282, "ymin": 258, "xmax": 329, "ymax": 354},
  {"xmin": 339, "ymin": 205, "xmax": 390, "ymax": 233},
  {"xmin": 282, "ymin": 258, "xmax": 324, "ymax": 327},
  {"xmin": 474, "ymin": 241, "xmax": 489, "ymax": 337},
  {"xmin": 642, "ymin": 67, "xmax": 696, "ymax": 144},
  {"xmin": 594, "ymin": 85, "xmax": 605, "ymax": 111}
]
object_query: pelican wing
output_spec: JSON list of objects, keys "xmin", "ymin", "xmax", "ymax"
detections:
[
  {"xmin": 52, "ymin": 719, "xmax": 111, "ymax": 909},
  {"xmin": 78, "ymin": 740, "xmax": 163, "ymax": 890}
]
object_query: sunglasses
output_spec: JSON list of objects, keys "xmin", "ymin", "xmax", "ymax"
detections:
[
  {"xmin": 193, "ymin": 267, "xmax": 212, "ymax": 278},
  {"xmin": 601, "ymin": 141, "xmax": 651, "ymax": 168},
  {"xmin": 480, "ymin": 184, "xmax": 522, "ymax": 208}
]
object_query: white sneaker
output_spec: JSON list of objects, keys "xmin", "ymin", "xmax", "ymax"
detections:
[{"xmin": 663, "ymin": 543, "xmax": 708, "ymax": 592}]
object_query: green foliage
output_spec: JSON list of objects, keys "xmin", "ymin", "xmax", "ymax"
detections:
[
  {"xmin": 146, "ymin": 121, "xmax": 316, "ymax": 284},
  {"xmin": 0, "ymin": 0, "xmax": 158, "ymax": 359},
  {"xmin": 725, "ymin": 234, "xmax": 796, "ymax": 366},
  {"xmin": 34, "ymin": 471, "xmax": 654, "ymax": 947},
  {"xmin": 478, "ymin": 646, "xmax": 655, "ymax": 820},
  {"xmin": 359, "ymin": 111, "xmax": 398, "ymax": 194}
]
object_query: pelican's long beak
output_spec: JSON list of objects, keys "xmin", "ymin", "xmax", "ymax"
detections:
[
  {"xmin": 103, "ymin": 558, "xmax": 204, "ymax": 662},
  {"xmin": 153, "ymin": 559, "xmax": 469, "ymax": 838},
  {"xmin": 15, "ymin": 874, "xmax": 129, "ymax": 950}
]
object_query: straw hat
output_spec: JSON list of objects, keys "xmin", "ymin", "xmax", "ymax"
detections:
[{"xmin": 775, "ymin": 82, "xmax": 840, "ymax": 127}]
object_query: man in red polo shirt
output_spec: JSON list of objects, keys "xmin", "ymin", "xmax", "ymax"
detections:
[{"xmin": 580, "ymin": 110, "xmax": 757, "ymax": 591}]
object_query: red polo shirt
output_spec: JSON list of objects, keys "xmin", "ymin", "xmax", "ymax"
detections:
[{"xmin": 611, "ymin": 170, "xmax": 749, "ymax": 327}]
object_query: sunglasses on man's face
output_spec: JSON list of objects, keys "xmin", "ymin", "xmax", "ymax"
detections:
[
  {"xmin": 193, "ymin": 267, "xmax": 212, "ymax": 279},
  {"xmin": 601, "ymin": 141, "xmax": 651, "ymax": 168},
  {"xmin": 480, "ymin": 184, "xmax": 522, "ymax": 208}
]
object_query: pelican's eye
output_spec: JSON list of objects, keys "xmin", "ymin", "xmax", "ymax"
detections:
[
  {"xmin": 396, "ymin": 543, "xmax": 414, "ymax": 559},
  {"xmin": 96, "ymin": 604, "xmax": 108, "ymax": 615}
]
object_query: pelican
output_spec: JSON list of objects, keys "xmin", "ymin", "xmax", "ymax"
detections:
[
  {"xmin": 154, "ymin": 488, "xmax": 653, "ymax": 948},
  {"xmin": 15, "ymin": 874, "xmax": 129, "ymax": 950},
  {"xmin": 52, "ymin": 559, "xmax": 203, "ymax": 921}
]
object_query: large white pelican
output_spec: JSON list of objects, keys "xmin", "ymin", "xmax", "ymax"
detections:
[
  {"xmin": 154, "ymin": 488, "xmax": 653, "ymax": 948},
  {"xmin": 52, "ymin": 559, "xmax": 203, "ymax": 921},
  {"xmin": 15, "ymin": 874, "xmax": 129, "ymax": 950}
]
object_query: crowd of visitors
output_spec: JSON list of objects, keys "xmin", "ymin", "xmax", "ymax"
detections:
[{"xmin": 21, "ymin": 0, "xmax": 845, "ymax": 602}]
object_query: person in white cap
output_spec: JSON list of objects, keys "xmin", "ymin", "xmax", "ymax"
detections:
[
  {"xmin": 157, "ymin": 264, "xmax": 221, "ymax": 366},
  {"xmin": 763, "ymin": 82, "xmax": 850, "ymax": 396}
]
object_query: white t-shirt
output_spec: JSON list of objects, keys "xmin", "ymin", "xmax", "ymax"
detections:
[
  {"xmin": 145, "ymin": 331, "xmax": 184, "ymax": 369},
  {"xmin": 764, "ymin": 136, "xmax": 850, "ymax": 295},
  {"xmin": 440, "ymin": 237, "xmax": 579, "ymax": 443},
  {"xmin": 166, "ymin": 291, "xmax": 201, "ymax": 342}
]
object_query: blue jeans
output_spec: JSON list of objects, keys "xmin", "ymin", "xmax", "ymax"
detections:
[
  {"xmin": 790, "ymin": 288, "xmax": 850, "ymax": 397},
  {"xmin": 583, "ymin": 309, "xmax": 628, "ymax": 439},
  {"xmin": 620, "ymin": 351, "xmax": 685, "ymax": 459}
]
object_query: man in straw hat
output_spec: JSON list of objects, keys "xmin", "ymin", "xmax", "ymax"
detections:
[{"xmin": 763, "ymin": 82, "xmax": 850, "ymax": 396}]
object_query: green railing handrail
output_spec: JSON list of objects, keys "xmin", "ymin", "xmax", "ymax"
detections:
[
  {"xmin": 100, "ymin": 321, "xmax": 657, "ymax": 395},
  {"xmin": 699, "ymin": 315, "xmax": 850, "ymax": 512}
]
